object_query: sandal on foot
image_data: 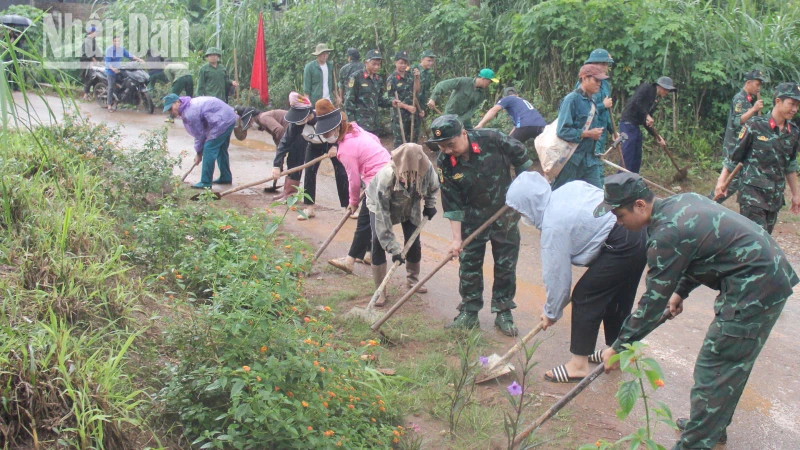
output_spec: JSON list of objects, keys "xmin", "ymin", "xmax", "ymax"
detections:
[
  {"xmin": 297, "ymin": 208, "xmax": 316, "ymax": 221},
  {"xmin": 544, "ymin": 365, "xmax": 584, "ymax": 384},
  {"xmin": 327, "ymin": 257, "xmax": 353, "ymax": 274},
  {"xmin": 588, "ymin": 349, "xmax": 603, "ymax": 364}
]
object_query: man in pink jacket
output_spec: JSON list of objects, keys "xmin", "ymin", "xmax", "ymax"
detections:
[{"xmin": 314, "ymin": 100, "xmax": 392, "ymax": 289}]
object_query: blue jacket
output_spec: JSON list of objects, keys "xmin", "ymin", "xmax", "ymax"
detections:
[
  {"xmin": 104, "ymin": 45, "xmax": 133, "ymax": 75},
  {"xmin": 556, "ymin": 88, "xmax": 601, "ymax": 167}
]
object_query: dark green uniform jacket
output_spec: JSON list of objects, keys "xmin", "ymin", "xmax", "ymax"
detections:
[
  {"xmin": 721, "ymin": 90, "xmax": 756, "ymax": 162},
  {"xmin": 196, "ymin": 63, "xmax": 232, "ymax": 103},
  {"xmin": 303, "ymin": 60, "xmax": 335, "ymax": 105},
  {"xmin": 430, "ymin": 77, "xmax": 487, "ymax": 127},
  {"xmin": 437, "ymin": 129, "xmax": 533, "ymax": 224},
  {"xmin": 724, "ymin": 116, "xmax": 799, "ymax": 212},
  {"xmin": 411, "ymin": 64, "xmax": 434, "ymax": 111},
  {"xmin": 339, "ymin": 61, "xmax": 365, "ymax": 98},
  {"xmin": 344, "ymin": 69, "xmax": 392, "ymax": 132},
  {"xmin": 612, "ymin": 193, "xmax": 799, "ymax": 352}
]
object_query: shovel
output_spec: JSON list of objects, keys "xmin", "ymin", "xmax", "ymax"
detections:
[
  {"xmin": 600, "ymin": 133, "xmax": 628, "ymax": 158},
  {"xmin": 511, "ymin": 310, "xmax": 673, "ymax": 449},
  {"xmin": 600, "ymin": 159, "xmax": 677, "ymax": 196},
  {"xmin": 263, "ymin": 162, "xmax": 282, "ymax": 194},
  {"xmin": 191, "ymin": 154, "xmax": 329, "ymax": 200},
  {"xmin": 651, "ymin": 129, "xmax": 689, "ymax": 181},
  {"xmin": 180, "ymin": 161, "xmax": 199, "ymax": 182},
  {"xmin": 346, "ymin": 217, "xmax": 430, "ymax": 322},
  {"xmin": 476, "ymin": 322, "xmax": 544, "ymax": 384},
  {"xmin": 609, "ymin": 113, "xmax": 626, "ymax": 169},
  {"xmin": 370, "ymin": 205, "xmax": 511, "ymax": 336}
]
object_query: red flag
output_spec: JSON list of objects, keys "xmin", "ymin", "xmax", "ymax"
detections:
[{"xmin": 250, "ymin": 12, "xmax": 269, "ymax": 105}]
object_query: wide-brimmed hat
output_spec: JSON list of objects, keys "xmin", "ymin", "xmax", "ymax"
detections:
[
  {"xmin": 312, "ymin": 43, "xmax": 332, "ymax": 56},
  {"xmin": 233, "ymin": 106, "xmax": 260, "ymax": 140},
  {"xmin": 204, "ymin": 47, "xmax": 221, "ymax": 57},
  {"xmin": 313, "ymin": 99, "xmax": 343, "ymax": 135},
  {"xmin": 585, "ymin": 48, "xmax": 614, "ymax": 65},
  {"xmin": 656, "ymin": 76, "xmax": 677, "ymax": 92}
]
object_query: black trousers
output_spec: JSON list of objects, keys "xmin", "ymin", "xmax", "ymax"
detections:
[
  {"xmin": 510, "ymin": 125, "xmax": 544, "ymax": 143},
  {"xmin": 347, "ymin": 196, "xmax": 371, "ymax": 260},
  {"xmin": 369, "ymin": 215, "xmax": 421, "ymax": 266},
  {"xmin": 570, "ymin": 224, "xmax": 647, "ymax": 356},
  {"xmin": 303, "ymin": 143, "xmax": 349, "ymax": 207}
]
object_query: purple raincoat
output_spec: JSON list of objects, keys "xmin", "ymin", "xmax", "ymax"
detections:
[{"xmin": 177, "ymin": 96, "xmax": 237, "ymax": 153}]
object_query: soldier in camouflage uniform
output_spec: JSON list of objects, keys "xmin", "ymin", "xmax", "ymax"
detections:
[
  {"xmin": 428, "ymin": 68, "xmax": 497, "ymax": 129},
  {"xmin": 411, "ymin": 50, "xmax": 436, "ymax": 135},
  {"xmin": 366, "ymin": 143, "xmax": 439, "ymax": 304},
  {"xmin": 338, "ymin": 48, "xmax": 365, "ymax": 103},
  {"xmin": 386, "ymin": 50, "xmax": 421, "ymax": 147},
  {"xmin": 712, "ymin": 69, "xmax": 766, "ymax": 203},
  {"xmin": 428, "ymin": 115, "xmax": 533, "ymax": 336},
  {"xmin": 597, "ymin": 173, "xmax": 799, "ymax": 450},
  {"xmin": 344, "ymin": 49, "xmax": 392, "ymax": 135},
  {"xmin": 715, "ymin": 82, "xmax": 800, "ymax": 233}
]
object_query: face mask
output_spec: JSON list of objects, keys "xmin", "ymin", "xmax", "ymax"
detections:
[{"xmin": 324, "ymin": 132, "xmax": 339, "ymax": 144}]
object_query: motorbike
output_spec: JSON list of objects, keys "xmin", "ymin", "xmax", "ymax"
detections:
[{"xmin": 89, "ymin": 63, "xmax": 154, "ymax": 114}]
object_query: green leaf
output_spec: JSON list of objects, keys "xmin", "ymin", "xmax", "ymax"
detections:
[
  {"xmin": 644, "ymin": 368, "xmax": 662, "ymax": 390},
  {"xmin": 230, "ymin": 379, "xmax": 245, "ymax": 397},
  {"xmin": 616, "ymin": 380, "xmax": 639, "ymax": 420}
]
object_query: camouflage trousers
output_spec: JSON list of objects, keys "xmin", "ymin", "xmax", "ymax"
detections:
[
  {"xmin": 391, "ymin": 111, "xmax": 420, "ymax": 148},
  {"xmin": 457, "ymin": 215, "xmax": 520, "ymax": 313},
  {"xmin": 739, "ymin": 204, "xmax": 778, "ymax": 235},
  {"xmin": 707, "ymin": 174, "xmax": 741, "ymax": 204},
  {"xmin": 673, "ymin": 298, "xmax": 787, "ymax": 449}
]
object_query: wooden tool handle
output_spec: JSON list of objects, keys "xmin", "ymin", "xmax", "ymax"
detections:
[
  {"xmin": 371, "ymin": 205, "xmax": 510, "ymax": 331},
  {"xmin": 311, "ymin": 191, "xmax": 366, "ymax": 265},
  {"xmin": 181, "ymin": 161, "xmax": 199, "ymax": 182},
  {"xmin": 394, "ymin": 92, "xmax": 407, "ymax": 144},
  {"xmin": 715, "ymin": 163, "xmax": 743, "ymax": 200},
  {"xmin": 365, "ymin": 218, "xmax": 429, "ymax": 309},
  {"xmin": 600, "ymin": 159, "xmax": 677, "ymax": 196},
  {"xmin": 220, "ymin": 154, "xmax": 328, "ymax": 197},
  {"xmin": 511, "ymin": 310, "xmax": 673, "ymax": 448}
]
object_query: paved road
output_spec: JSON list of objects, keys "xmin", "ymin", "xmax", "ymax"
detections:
[{"xmin": 14, "ymin": 93, "xmax": 800, "ymax": 449}]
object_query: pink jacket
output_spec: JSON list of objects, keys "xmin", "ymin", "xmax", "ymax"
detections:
[{"xmin": 336, "ymin": 123, "xmax": 390, "ymax": 206}]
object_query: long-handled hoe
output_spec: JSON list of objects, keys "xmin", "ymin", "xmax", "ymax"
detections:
[
  {"xmin": 346, "ymin": 217, "xmax": 430, "ymax": 322},
  {"xmin": 369, "ymin": 205, "xmax": 510, "ymax": 340}
]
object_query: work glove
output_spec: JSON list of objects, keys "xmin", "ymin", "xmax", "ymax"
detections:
[
  {"xmin": 392, "ymin": 253, "xmax": 405, "ymax": 266},
  {"xmin": 423, "ymin": 207, "xmax": 437, "ymax": 220}
]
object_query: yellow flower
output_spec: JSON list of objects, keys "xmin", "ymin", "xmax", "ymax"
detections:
[
  {"xmin": 301, "ymin": 401, "xmax": 309, "ymax": 408},
  {"xmin": 242, "ymin": 366, "xmax": 251, "ymax": 373},
  {"xmin": 324, "ymin": 306, "xmax": 331, "ymax": 312}
]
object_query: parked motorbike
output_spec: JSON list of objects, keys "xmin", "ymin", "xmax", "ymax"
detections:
[{"xmin": 89, "ymin": 63, "xmax": 154, "ymax": 114}]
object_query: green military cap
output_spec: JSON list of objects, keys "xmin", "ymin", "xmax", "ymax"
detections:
[
  {"xmin": 204, "ymin": 47, "xmax": 222, "ymax": 57},
  {"xmin": 774, "ymin": 82, "xmax": 800, "ymax": 101},
  {"xmin": 365, "ymin": 49, "xmax": 382, "ymax": 61},
  {"xmin": 594, "ymin": 173, "xmax": 652, "ymax": 217},
  {"xmin": 420, "ymin": 50, "xmax": 437, "ymax": 59},
  {"xmin": 585, "ymin": 48, "xmax": 614, "ymax": 65},
  {"xmin": 394, "ymin": 50, "xmax": 410, "ymax": 62},
  {"xmin": 744, "ymin": 69, "xmax": 767, "ymax": 82},
  {"xmin": 427, "ymin": 114, "xmax": 464, "ymax": 143}
]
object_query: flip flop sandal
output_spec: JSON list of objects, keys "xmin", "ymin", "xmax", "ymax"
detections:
[
  {"xmin": 588, "ymin": 349, "xmax": 603, "ymax": 364},
  {"xmin": 544, "ymin": 364, "xmax": 584, "ymax": 384}
]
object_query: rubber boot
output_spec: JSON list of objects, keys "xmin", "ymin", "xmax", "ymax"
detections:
[
  {"xmin": 273, "ymin": 178, "xmax": 300, "ymax": 201},
  {"xmin": 406, "ymin": 262, "xmax": 427, "ymax": 293},
  {"xmin": 371, "ymin": 263, "xmax": 388, "ymax": 307}
]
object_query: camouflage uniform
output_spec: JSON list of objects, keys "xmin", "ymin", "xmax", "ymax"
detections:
[
  {"xmin": 387, "ymin": 69, "xmax": 417, "ymax": 147},
  {"xmin": 715, "ymin": 90, "xmax": 756, "ymax": 202},
  {"xmin": 435, "ymin": 122, "xmax": 533, "ymax": 315},
  {"xmin": 725, "ymin": 112, "xmax": 799, "ymax": 234},
  {"xmin": 411, "ymin": 50, "xmax": 436, "ymax": 137},
  {"xmin": 344, "ymin": 53, "xmax": 392, "ymax": 135},
  {"xmin": 599, "ymin": 178, "xmax": 798, "ymax": 450},
  {"xmin": 338, "ymin": 60, "xmax": 365, "ymax": 100}
]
